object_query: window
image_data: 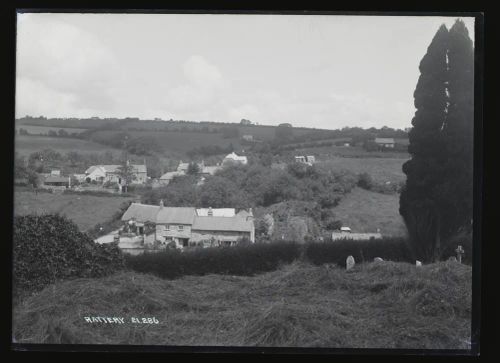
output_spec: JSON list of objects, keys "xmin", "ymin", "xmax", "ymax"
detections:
[
  {"xmin": 165, "ymin": 225, "xmax": 170, "ymax": 231},
  {"xmin": 178, "ymin": 225, "xmax": 184, "ymax": 231}
]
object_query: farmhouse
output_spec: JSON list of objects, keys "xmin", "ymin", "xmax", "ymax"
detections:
[
  {"xmin": 85, "ymin": 163, "xmax": 147, "ymax": 184},
  {"xmin": 374, "ymin": 138, "xmax": 395, "ymax": 148},
  {"xmin": 121, "ymin": 201, "xmax": 255, "ymax": 249},
  {"xmin": 242, "ymin": 134, "xmax": 254, "ymax": 142},
  {"xmin": 222, "ymin": 152, "xmax": 248, "ymax": 165}
]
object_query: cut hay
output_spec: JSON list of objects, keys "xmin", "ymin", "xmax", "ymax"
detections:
[{"xmin": 13, "ymin": 260, "xmax": 471, "ymax": 349}]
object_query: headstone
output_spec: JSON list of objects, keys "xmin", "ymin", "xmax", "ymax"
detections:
[
  {"xmin": 448, "ymin": 256, "xmax": 457, "ymax": 262},
  {"xmin": 416, "ymin": 260, "xmax": 422, "ymax": 267},
  {"xmin": 374, "ymin": 257, "xmax": 384, "ymax": 262},
  {"xmin": 346, "ymin": 255, "xmax": 355, "ymax": 270},
  {"xmin": 455, "ymin": 245, "xmax": 465, "ymax": 263}
]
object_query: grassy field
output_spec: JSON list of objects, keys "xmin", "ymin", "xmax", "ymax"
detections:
[
  {"xmin": 15, "ymin": 135, "xmax": 124, "ymax": 157},
  {"xmin": 12, "ymin": 260, "xmax": 471, "ymax": 348},
  {"xmin": 332, "ymin": 187, "xmax": 407, "ymax": 237},
  {"xmin": 299, "ymin": 145, "xmax": 410, "ymax": 160},
  {"xmin": 319, "ymin": 156, "xmax": 408, "ymax": 184},
  {"xmin": 14, "ymin": 190, "xmax": 134, "ymax": 231}
]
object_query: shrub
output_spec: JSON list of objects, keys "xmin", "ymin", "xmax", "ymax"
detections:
[
  {"xmin": 304, "ymin": 238, "xmax": 412, "ymax": 267},
  {"xmin": 125, "ymin": 241, "xmax": 302, "ymax": 279},
  {"xmin": 13, "ymin": 214, "xmax": 124, "ymax": 295},
  {"xmin": 357, "ymin": 172, "xmax": 374, "ymax": 190}
]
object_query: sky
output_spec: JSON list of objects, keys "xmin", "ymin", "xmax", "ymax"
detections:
[{"xmin": 16, "ymin": 13, "xmax": 475, "ymax": 130}]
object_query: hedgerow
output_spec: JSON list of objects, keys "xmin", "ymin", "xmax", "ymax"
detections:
[{"xmin": 13, "ymin": 214, "xmax": 124, "ymax": 295}]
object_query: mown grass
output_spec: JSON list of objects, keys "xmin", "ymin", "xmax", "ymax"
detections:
[{"xmin": 12, "ymin": 260, "xmax": 471, "ymax": 348}]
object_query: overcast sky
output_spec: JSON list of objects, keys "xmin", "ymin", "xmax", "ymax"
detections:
[{"xmin": 16, "ymin": 13, "xmax": 474, "ymax": 130}]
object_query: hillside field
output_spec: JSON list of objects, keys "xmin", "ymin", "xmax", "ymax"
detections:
[
  {"xmin": 15, "ymin": 135, "xmax": 125, "ymax": 157},
  {"xmin": 319, "ymin": 156, "xmax": 408, "ymax": 184},
  {"xmin": 332, "ymin": 187, "xmax": 407, "ymax": 237},
  {"xmin": 14, "ymin": 190, "xmax": 134, "ymax": 231},
  {"xmin": 16, "ymin": 125, "xmax": 88, "ymax": 135},
  {"xmin": 12, "ymin": 260, "xmax": 471, "ymax": 348}
]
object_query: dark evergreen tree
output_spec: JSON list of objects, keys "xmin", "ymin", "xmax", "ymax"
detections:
[
  {"xmin": 439, "ymin": 19, "xmax": 474, "ymax": 240},
  {"xmin": 400, "ymin": 24, "xmax": 449, "ymax": 262},
  {"xmin": 400, "ymin": 20, "xmax": 474, "ymax": 262}
]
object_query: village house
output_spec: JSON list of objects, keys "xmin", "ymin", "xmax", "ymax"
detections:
[
  {"xmin": 159, "ymin": 161, "xmax": 222, "ymax": 186},
  {"xmin": 242, "ymin": 134, "xmax": 254, "ymax": 142},
  {"xmin": 120, "ymin": 201, "xmax": 255, "ymax": 250},
  {"xmin": 374, "ymin": 138, "xmax": 395, "ymax": 148},
  {"xmin": 84, "ymin": 163, "xmax": 147, "ymax": 184},
  {"xmin": 223, "ymin": 152, "xmax": 248, "ymax": 166},
  {"xmin": 295, "ymin": 155, "xmax": 316, "ymax": 165}
]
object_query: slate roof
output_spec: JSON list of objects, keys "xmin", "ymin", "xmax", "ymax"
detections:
[
  {"xmin": 192, "ymin": 216, "xmax": 254, "ymax": 232},
  {"xmin": 156, "ymin": 207, "xmax": 196, "ymax": 225},
  {"xmin": 159, "ymin": 171, "xmax": 185, "ymax": 180},
  {"xmin": 121, "ymin": 203, "xmax": 160, "ymax": 223},
  {"xmin": 44, "ymin": 176, "xmax": 69, "ymax": 184},
  {"xmin": 374, "ymin": 138, "xmax": 395, "ymax": 144},
  {"xmin": 196, "ymin": 208, "xmax": 235, "ymax": 217}
]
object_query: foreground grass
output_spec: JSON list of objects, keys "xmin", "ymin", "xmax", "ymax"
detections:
[{"xmin": 13, "ymin": 260, "xmax": 471, "ymax": 349}]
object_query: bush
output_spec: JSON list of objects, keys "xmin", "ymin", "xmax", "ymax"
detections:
[
  {"xmin": 13, "ymin": 214, "xmax": 125, "ymax": 295},
  {"xmin": 304, "ymin": 238, "xmax": 412, "ymax": 267},
  {"xmin": 357, "ymin": 172, "xmax": 374, "ymax": 190},
  {"xmin": 125, "ymin": 241, "xmax": 302, "ymax": 279}
]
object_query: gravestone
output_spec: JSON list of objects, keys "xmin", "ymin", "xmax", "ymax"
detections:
[
  {"xmin": 448, "ymin": 256, "xmax": 457, "ymax": 262},
  {"xmin": 346, "ymin": 255, "xmax": 355, "ymax": 270},
  {"xmin": 455, "ymin": 245, "xmax": 465, "ymax": 263},
  {"xmin": 416, "ymin": 260, "xmax": 422, "ymax": 267},
  {"xmin": 374, "ymin": 257, "xmax": 384, "ymax": 262}
]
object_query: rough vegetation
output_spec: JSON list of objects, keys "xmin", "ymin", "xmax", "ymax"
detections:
[
  {"xmin": 13, "ymin": 215, "xmax": 124, "ymax": 296},
  {"xmin": 12, "ymin": 261, "xmax": 471, "ymax": 348}
]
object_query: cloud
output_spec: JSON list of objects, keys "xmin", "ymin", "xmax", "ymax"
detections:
[{"xmin": 16, "ymin": 14, "xmax": 121, "ymax": 117}]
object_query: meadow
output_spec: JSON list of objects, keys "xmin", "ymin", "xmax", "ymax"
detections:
[
  {"xmin": 319, "ymin": 156, "xmax": 408, "ymax": 184},
  {"xmin": 14, "ymin": 190, "xmax": 134, "ymax": 231},
  {"xmin": 332, "ymin": 187, "xmax": 408, "ymax": 237},
  {"xmin": 15, "ymin": 135, "xmax": 124, "ymax": 157},
  {"xmin": 12, "ymin": 260, "xmax": 471, "ymax": 348}
]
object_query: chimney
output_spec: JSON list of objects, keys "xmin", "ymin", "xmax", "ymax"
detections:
[{"xmin": 159, "ymin": 199, "xmax": 164, "ymax": 209}]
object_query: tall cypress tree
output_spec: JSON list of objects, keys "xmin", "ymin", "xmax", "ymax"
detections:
[
  {"xmin": 400, "ymin": 20, "xmax": 474, "ymax": 262},
  {"xmin": 439, "ymin": 19, "xmax": 474, "ymax": 240},
  {"xmin": 400, "ymin": 25, "xmax": 449, "ymax": 262}
]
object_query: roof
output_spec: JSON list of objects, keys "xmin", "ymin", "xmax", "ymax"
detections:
[
  {"xmin": 192, "ymin": 216, "xmax": 254, "ymax": 232},
  {"xmin": 121, "ymin": 203, "xmax": 160, "ymax": 223},
  {"xmin": 156, "ymin": 207, "xmax": 196, "ymax": 224},
  {"xmin": 224, "ymin": 152, "xmax": 247, "ymax": 162},
  {"xmin": 87, "ymin": 164, "xmax": 147, "ymax": 174},
  {"xmin": 201, "ymin": 166, "xmax": 221, "ymax": 175},
  {"xmin": 374, "ymin": 138, "xmax": 395, "ymax": 144},
  {"xmin": 160, "ymin": 171, "xmax": 185, "ymax": 180},
  {"xmin": 196, "ymin": 208, "xmax": 235, "ymax": 217},
  {"xmin": 340, "ymin": 227, "xmax": 352, "ymax": 232},
  {"xmin": 44, "ymin": 176, "xmax": 69, "ymax": 183}
]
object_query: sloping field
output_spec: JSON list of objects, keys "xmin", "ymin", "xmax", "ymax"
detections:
[
  {"xmin": 319, "ymin": 156, "xmax": 409, "ymax": 184},
  {"xmin": 12, "ymin": 261, "xmax": 471, "ymax": 348},
  {"xmin": 333, "ymin": 187, "xmax": 407, "ymax": 237},
  {"xmin": 14, "ymin": 191, "xmax": 134, "ymax": 231},
  {"xmin": 15, "ymin": 135, "xmax": 123, "ymax": 157}
]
